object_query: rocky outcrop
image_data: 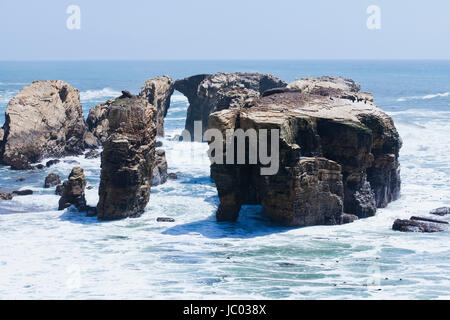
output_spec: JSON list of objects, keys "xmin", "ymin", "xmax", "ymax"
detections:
[
  {"xmin": 97, "ymin": 95, "xmax": 157, "ymax": 220},
  {"xmin": 393, "ymin": 216, "xmax": 448, "ymax": 233},
  {"xmin": 139, "ymin": 76, "xmax": 175, "ymax": 137},
  {"xmin": 0, "ymin": 81, "xmax": 98, "ymax": 170},
  {"xmin": 58, "ymin": 167, "xmax": 87, "ymax": 211},
  {"xmin": 174, "ymin": 72, "xmax": 287, "ymax": 138},
  {"xmin": 208, "ymin": 76, "xmax": 401, "ymax": 226},
  {"xmin": 152, "ymin": 149, "xmax": 168, "ymax": 186},
  {"xmin": 44, "ymin": 173, "xmax": 61, "ymax": 188},
  {"xmin": 0, "ymin": 187, "xmax": 12, "ymax": 201}
]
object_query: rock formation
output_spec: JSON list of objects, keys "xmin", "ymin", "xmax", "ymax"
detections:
[
  {"xmin": 393, "ymin": 216, "xmax": 448, "ymax": 233},
  {"xmin": 174, "ymin": 72, "xmax": 287, "ymax": 138},
  {"xmin": 97, "ymin": 95, "xmax": 157, "ymax": 220},
  {"xmin": 44, "ymin": 173, "xmax": 61, "ymax": 188},
  {"xmin": 0, "ymin": 81, "xmax": 98, "ymax": 170},
  {"xmin": 152, "ymin": 148, "xmax": 168, "ymax": 186},
  {"xmin": 430, "ymin": 207, "xmax": 450, "ymax": 216},
  {"xmin": 58, "ymin": 167, "xmax": 87, "ymax": 211},
  {"xmin": 208, "ymin": 76, "xmax": 402, "ymax": 226},
  {"xmin": 0, "ymin": 187, "xmax": 12, "ymax": 201},
  {"xmin": 139, "ymin": 76, "xmax": 175, "ymax": 137}
]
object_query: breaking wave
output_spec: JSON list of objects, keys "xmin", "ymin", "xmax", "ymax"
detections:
[{"xmin": 80, "ymin": 88, "xmax": 122, "ymax": 103}]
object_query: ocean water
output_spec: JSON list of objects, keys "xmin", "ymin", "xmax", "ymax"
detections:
[{"xmin": 0, "ymin": 60, "xmax": 449, "ymax": 299}]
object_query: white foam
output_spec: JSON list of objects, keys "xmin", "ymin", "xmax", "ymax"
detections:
[
  {"xmin": 397, "ymin": 92, "xmax": 450, "ymax": 101},
  {"xmin": 80, "ymin": 88, "xmax": 121, "ymax": 103}
]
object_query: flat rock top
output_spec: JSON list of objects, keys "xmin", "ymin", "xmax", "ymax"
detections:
[{"xmin": 243, "ymin": 91, "xmax": 386, "ymax": 125}]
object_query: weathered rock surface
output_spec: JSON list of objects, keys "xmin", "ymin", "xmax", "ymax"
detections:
[
  {"xmin": 430, "ymin": 207, "xmax": 450, "ymax": 216},
  {"xmin": 393, "ymin": 216, "xmax": 448, "ymax": 233},
  {"xmin": 0, "ymin": 81, "xmax": 98, "ymax": 170},
  {"xmin": 84, "ymin": 149, "xmax": 100, "ymax": 159},
  {"xmin": 44, "ymin": 173, "xmax": 61, "ymax": 188},
  {"xmin": 139, "ymin": 76, "xmax": 175, "ymax": 137},
  {"xmin": 152, "ymin": 149, "xmax": 168, "ymax": 186},
  {"xmin": 174, "ymin": 72, "xmax": 287, "ymax": 138},
  {"xmin": 208, "ymin": 76, "xmax": 401, "ymax": 226},
  {"xmin": 58, "ymin": 167, "xmax": 87, "ymax": 211},
  {"xmin": 12, "ymin": 189, "xmax": 33, "ymax": 196},
  {"xmin": 0, "ymin": 187, "xmax": 12, "ymax": 201},
  {"xmin": 97, "ymin": 95, "xmax": 157, "ymax": 220}
]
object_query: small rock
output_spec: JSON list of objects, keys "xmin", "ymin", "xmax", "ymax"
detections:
[
  {"xmin": 16, "ymin": 178, "xmax": 26, "ymax": 182},
  {"xmin": 430, "ymin": 207, "xmax": 450, "ymax": 216},
  {"xmin": 0, "ymin": 189, "xmax": 13, "ymax": 200},
  {"xmin": 168, "ymin": 173, "xmax": 178, "ymax": 180},
  {"xmin": 46, "ymin": 159, "xmax": 60, "ymax": 168},
  {"xmin": 120, "ymin": 90, "xmax": 134, "ymax": 99},
  {"xmin": 86, "ymin": 206, "xmax": 97, "ymax": 217},
  {"xmin": 34, "ymin": 164, "xmax": 45, "ymax": 170},
  {"xmin": 86, "ymin": 186, "xmax": 94, "ymax": 190},
  {"xmin": 340, "ymin": 213, "xmax": 359, "ymax": 224},
  {"xmin": 157, "ymin": 217, "xmax": 175, "ymax": 223},
  {"xmin": 12, "ymin": 189, "xmax": 33, "ymax": 196},
  {"xmin": 44, "ymin": 173, "xmax": 61, "ymax": 188},
  {"xmin": 58, "ymin": 167, "xmax": 87, "ymax": 211},
  {"xmin": 156, "ymin": 141, "xmax": 163, "ymax": 148},
  {"xmin": 84, "ymin": 149, "xmax": 100, "ymax": 159}
]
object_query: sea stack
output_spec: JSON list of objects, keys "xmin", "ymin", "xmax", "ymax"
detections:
[
  {"xmin": 97, "ymin": 94, "xmax": 157, "ymax": 220},
  {"xmin": 0, "ymin": 80, "xmax": 98, "ymax": 170},
  {"xmin": 208, "ymin": 76, "xmax": 402, "ymax": 226}
]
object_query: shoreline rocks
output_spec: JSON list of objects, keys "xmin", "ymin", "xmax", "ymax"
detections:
[
  {"xmin": 44, "ymin": 173, "xmax": 61, "ymax": 188},
  {"xmin": 152, "ymin": 149, "xmax": 168, "ymax": 186},
  {"xmin": 97, "ymin": 95, "xmax": 157, "ymax": 220},
  {"xmin": 0, "ymin": 81, "xmax": 98, "ymax": 170},
  {"xmin": 58, "ymin": 167, "xmax": 87, "ymax": 211},
  {"xmin": 393, "ymin": 216, "xmax": 448, "ymax": 233}
]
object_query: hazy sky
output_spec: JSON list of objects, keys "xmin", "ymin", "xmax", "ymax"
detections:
[{"xmin": 0, "ymin": 0, "xmax": 449, "ymax": 60}]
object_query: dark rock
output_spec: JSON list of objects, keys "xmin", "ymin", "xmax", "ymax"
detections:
[
  {"xmin": 84, "ymin": 149, "xmax": 100, "ymax": 159},
  {"xmin": 55, "ymin": 184, "xmax": 64, "ymax": 196},
  {"xmin": 156, "ymin": 141, "xmax": 163, "ymax": 148},
  {"xmin": 341, "ymin": 213, "xmax": 359, "ymax": 224},
  {"xmin": 0, "ymin": 81, "xmax": 98, "ymax": 169},
  {"xmin": 46, "ymin": 159, "xmax": 60, "ymax": 167},
  {"xmin": 0, "ymin": 188, "xmax": 13, "ymax": 200},
  {"xmin": 120, "ymin": 90, "xmax": 135, "ymax": 99},
  {"xmin": 168, "ymin": 173, "xmax": 178, "ymax": 180},
  {"xmin": 34, "ymin": 164, "xmax": 45, "ymax": 170},
  {"xmin": 16, "ymin": 178, "xmax": 25, "ymax": 182},
  {"xmin": 410, "ymin": 216, "xmax": 448, "ymax": 224},
  {"xmin": 12, "ymin": 189, "xmax": 33, "ymax": 196},
  {"xmin": 139, "ymin": 76, "xmax": 175, "ymax": 137},
  {"xmin": 44, "ymin": 173, "xmax": 61, "ymax": 188},
  {"xmin": 86, "ymin": 186, "xmax": 94, "ymax": 190},
  {"xmin": 174, "ymin": 72, "xmax": 287, "ymax": 138},
  {"xmin": 430, "ymin": 207, "xmax": 450, "ymax": 216},
  {"xmin": 392, "ymin": 218, "xmax": 447, "ymax": 233},
  {"xmin": 86, "ymin": 206, "xmax": 97, "ymax": 217},
  {"xmin": 152, "ymin": 149, "xmax": 168, "ymax": 186},
  {"xmin": 97, "ymin": 96, "xmax": 157, "ymax": 220},
  {"xmin": 208, "ymin": 76, "xmax": 401, "ymax": 226},
  {"xmin": 157, "ymin": 217, "xmax": 175, "ymax": 222},
  {"xmin": 58, "ymin": 167, "xmax": 87, "ymax": 211}
]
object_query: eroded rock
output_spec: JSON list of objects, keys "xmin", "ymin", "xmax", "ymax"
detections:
[
  {"xmin": 97, "ymin": 95, "xmax": 157, "ymax": 220},
  {"xmin": 174, "ymin": 72, "xmax": 287, "ymax": 138},
  {"xmin": 430, "ymin": 207, "xmax": 450, "ymax": 216},
  {"xmin": 44, "ymin": 173, "xmax": 61, "ymax": 188},
  {"xmin": 152, "ymin": 148, "xmax": 168, "ymax": 186},
  {"xmin": 0, "ymin": 81, "xmax": 98, "ymax": 170},
  {"xmin": 58, "ymin": 167, "xmax": 87, "ymax": 211},
  {"xmin": 208, "ymin": 77, "xmax": 401, "ymax": 226},
  {"xmin": 139, "ymin": 76, "xmax": 175, "ymax": 137},
  {"xmin": 393, "ymin": 217, "xmax": 448, "ymax": 233}
]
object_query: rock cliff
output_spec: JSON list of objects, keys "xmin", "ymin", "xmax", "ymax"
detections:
[
  {"xmin": 174, "ymin": 72, "xmax": 287, "ymax": 138},
  {"xmin": 97, "ymin": 95, "xmax": 157, "ymax": 220},
  {"xmin": 208, "ymin": 76, "xmax": 401, "ymax": 226},
  {"xmin": 0, "ymin": 81, "xmax": 98, "ymax": 170}
]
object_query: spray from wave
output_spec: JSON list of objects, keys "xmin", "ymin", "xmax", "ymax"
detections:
[{"xmin": 397, "ymin": 92, "xmax": 450, "ymax": 102}]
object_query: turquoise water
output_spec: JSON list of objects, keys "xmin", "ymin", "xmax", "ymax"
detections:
[{"xmin": 0, "ymin": 61, "xmax": 449, "ymax": 299}]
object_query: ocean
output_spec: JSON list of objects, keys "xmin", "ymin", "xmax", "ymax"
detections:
[{"xmin": 0, "ymin": 60, "xmax": 449, "ymax": 299}]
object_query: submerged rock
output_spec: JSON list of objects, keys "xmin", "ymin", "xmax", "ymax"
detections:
[
  {"xmin": 44, "ymin": 173, "xmax": 61, "ymax": 188},
  {"xmin": 152, "ymin": 149, "xmax": 168, "ymax": 186},
  {"xmin": 97, "ymin": 95, "xmax": 157, "ymax": 220},
  {"xmin": 0, "ymin": 187, "xmax": 12, "ymax": 200},
  {"xmin": 139, "ymin": 76, "xmax": 175, "ymax": 137},
  {"xmin": 341, "ymin": 213, "xmax": 359, "ymax": 224},
  {"xmin": 0, "ymin": 80, "xmax": 98, "ymax": 170},
  {"xmin": 45, "ymin": 159, "xmax": 61, "ymax": 168},
  {"xmin": 58, "ymin": 167, "xmax": 87, "ymax": 211},
  {"xmin": 157, "ymin": 217, "xmax": 175, "ymax": 222},
  {"xmin": 174, "ymin": 72, "xmax": 287, "ymax": 138},
  {"xmin": 208, "ymin": 76, "xmax": 401, "ymax": 226},
  {"xmin": 84, "ymin": 149, "xmax": 100, "ymax": 159},
  {"xmin": 393, "ymin": 217, "xmax": 448, "ymax": 233},
  {"xmin": 430, "ymin": 207, "xmax": 450, "ymax": 216},
  {"xmin": 12, "ymin": 189, "xmax": 33, "ymax": 196}
]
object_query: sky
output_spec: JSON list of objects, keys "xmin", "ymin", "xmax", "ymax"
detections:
[{"xmin": 0, "ymin": 0, "xmax": 449, "ymax": 60}]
